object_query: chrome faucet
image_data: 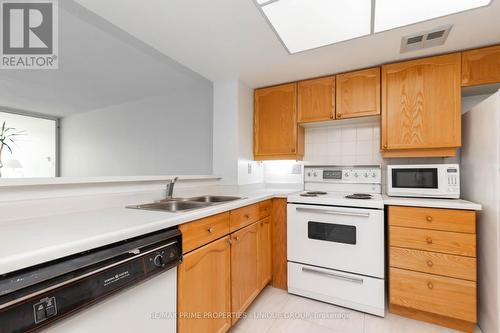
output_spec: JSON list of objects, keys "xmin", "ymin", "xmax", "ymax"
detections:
[{"xmin": 165, "ymin": 177, "xmax": 179, "ymax": 200}]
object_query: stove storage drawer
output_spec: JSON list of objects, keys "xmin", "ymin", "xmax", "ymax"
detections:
[
  {"xmin": 388, "ymin": 206, "xmax": 476, "ymax": 233},
  {"xmin": 389, "ymin": 226, "xmax": 476, "ymax": 257},
  {"xmin": 389, "ymin": 268, "xmax": 477, "ymax": 323},
  {"xmin": 288, "ymin": 262, "xmax": 385, "ymax": 317},
  {"xmin": 389, "ymin": 247, "xmax": 476, "ymax": 281}
]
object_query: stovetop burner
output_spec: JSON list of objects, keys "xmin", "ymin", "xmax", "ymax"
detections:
[
  {"xmin": 300, "ymin": 191, "xmax": 328, "ymax": 197},
  {"xmin": 345, "ymin": 193, "xmax": 373, "ymax": 200}
]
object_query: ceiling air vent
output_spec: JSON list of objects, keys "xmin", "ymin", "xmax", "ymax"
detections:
[{"xmin": 400, "ymin": 25, "xmax": 452, "ymax": 53}]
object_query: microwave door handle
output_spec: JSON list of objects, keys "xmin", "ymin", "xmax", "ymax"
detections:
[
  {"xmin": 295, "ymin": 207, "xmax": 370, "ymax": 218},
  {"xmin": 302, "ymin": 267, "xmax": 364, "ymax": 284}
]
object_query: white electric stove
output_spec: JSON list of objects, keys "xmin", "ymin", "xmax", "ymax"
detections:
[{"xmin": 287, "ymin": 165, "xmax": 385, "ymax": 317}]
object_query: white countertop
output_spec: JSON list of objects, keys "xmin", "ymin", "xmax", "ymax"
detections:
[
  {"xmin": 0, "ymin": 188, "xmax": 298, "ymax": 275},
  {"xmin": 0, "ymin": 186, "xmax": 482, "ymax": 275},
  {"xmin": 382, "ymin": 195, "xmax": 482, "ymax": 211}
]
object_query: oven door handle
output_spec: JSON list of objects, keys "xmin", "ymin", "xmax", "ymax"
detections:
[
  {"xmin": 296, "ymin": 207, "xmax": 370, "ymax": 218},
  {"xmin": 302, "ymin": 267, "xmax": 364, "ymax": 284}
]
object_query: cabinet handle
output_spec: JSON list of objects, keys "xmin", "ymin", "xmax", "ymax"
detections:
[
  {"xmin": 337, "ymin": 113, "xmax": 342, "ymax": 118},
  {"xmin": 244, "ymin": 214, "xmax": 250, "ymax": 219},
  {"xmin": 426, "ymin": 260, "xmax": 434, "ymax": 267},
  {"xmin": 207, "ymin": 227, "xmax": 215, "ymax": 234},
  {"xmin": 383, "ymin": 144, "xmax": 388, "ymax": 149},
  {"xmin": 426, "ymin": 216, "xmax": 433, "ymax": 222},
  {"xmin": 264, "ymin": 220, "xmax": 270, "ymax": 225},
  {"xmin": 291, "ymin": 148, "xmax": 296, "ymax": 153},
  {"xmin": 234, "ymin": 236, "xmax": 240, "ymax": 241},
  {"xmin": 426, "ymin": 237, "xmax": 433, "ymax": 244},
  {"xmin": 427, "ymin": 282, "xmax": 434, "ymax": 290}
]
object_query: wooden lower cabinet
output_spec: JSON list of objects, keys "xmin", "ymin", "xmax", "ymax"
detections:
[
  {"xmin": 230, "ymin": 223, "xmax": 260, "ymax": 323},
  {"xmin": 178, "ymin": 236, "xmax": 232, "ymax": 333},
  {"xmin": 257, "ymin": 217, "xmax": 272, "ymax": 290},
  {"xmin": 388, "ymin": 206, "xmax": 477, "ymax": 333}
]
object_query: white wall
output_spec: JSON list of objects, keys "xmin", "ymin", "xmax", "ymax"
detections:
[
  {"xmin": 461, "ymin": 91, "xmax": 500, "ymax": 333},
  {"xmin": 61, "ymin": 84, "xmax": 213, "ymax": 177},
  {"xmin": 213, "ymin": 80, "xmax": 263, "ymax": 185}
]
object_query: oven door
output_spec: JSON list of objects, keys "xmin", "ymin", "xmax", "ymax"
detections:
[
  {"xmin": 287, "ymin": 204, "xmax": 384, "ymax": 278},
  {"xmin": 387, "ymin": 166, "xmax": 447, "ymax": 197}
]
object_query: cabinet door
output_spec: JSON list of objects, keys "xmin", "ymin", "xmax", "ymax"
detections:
[
  {"xmin": 178, "ymin": 236, "xmax": 231, "ymax": 333},
  {"xmin": 257, "ymin": 217, "xmax": 272, "ymax": 290},
  {"xmin": 381, "ymin": 53, "xmax": 461, "ymax": 157},
  {"xmin": 336, "ymin": 67, "xmax": 380, "ymax": 119},
  {"xmin": 231, "ymin": 223, "xmax": 259, "ymax": 323},
  {"xmin": 462, "ymin": 45, "xmax": 500, "ymax": 87},
  {"xmin": 298, "ymin": 76, "xmax": 335, "ymax": 123},
  {"xmin": 254, "ymin": 83, "xmax": 304, "ymax": 160}
]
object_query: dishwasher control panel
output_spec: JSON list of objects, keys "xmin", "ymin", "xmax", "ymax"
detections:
[{"xmin": 34, "ymin": 296, "xmax": 58, "ymax": 324}]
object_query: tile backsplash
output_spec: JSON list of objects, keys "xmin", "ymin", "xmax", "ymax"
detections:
[{"xmin": 304, "ymin": 118, "xmax": 382, "ymax": 165}]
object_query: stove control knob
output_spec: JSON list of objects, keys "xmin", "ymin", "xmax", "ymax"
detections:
[
  {"xmin": 354, "ymin": 173, "xmax": 359, "ymax": 178},
  {"xmin": 153, "ymin": 254, "xmax": 165, "ymax": 268},
  {"xmin": 372, "ymin": 173, "xmax": 377, "ymax": 178},
  {"xmin": 313, "ymin": 172, "xmax": 318, "ymax": 177},
  {"xmin": 364, "ymin": 172, "xmax": 369, "ymax": 178},
  {"xmin": 307, "ymin": 172, "xmax": 311, "ymax": 177},
  {"xmin": 344, "ymin": 172, "xmax": 349, "ymax": 177}
]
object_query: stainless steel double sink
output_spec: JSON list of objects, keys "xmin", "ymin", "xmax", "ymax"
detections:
[{"xmin": 127, "ymin": 195, "xmax": 243, "ymax": 213}]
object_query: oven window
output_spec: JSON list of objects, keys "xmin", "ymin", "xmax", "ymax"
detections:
[
  {"xmin": 308, "ymin": 222, "xmax": 356, "ymax": 245},
  {"xmin": 392, "ymin": 168, "xmax": 438, "ymax": 189}
]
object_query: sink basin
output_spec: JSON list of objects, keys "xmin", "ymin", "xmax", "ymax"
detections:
[
  {"xmin": 128, "ymin": 195, "xmax": 243, "ymax": 213},
  {"xmin": 186, "ymin": 195, "xmax": 242, "ymax": 203},
  {"xmin": 128, "ymin": 200, "xmax": 211, "ymax": 213}
]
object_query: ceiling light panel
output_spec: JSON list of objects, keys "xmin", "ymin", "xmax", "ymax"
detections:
[
  {"xmin": 374, "ymin": 0, "xmax": 492, "ymax": 32},
  {"xmin": 259, "ymin": 0, "xmax": 372, "ymax": 54}
]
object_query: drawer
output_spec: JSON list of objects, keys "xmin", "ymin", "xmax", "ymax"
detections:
[
  {"xmin": 230, "ymin": 203, "xmax": 260, "ymax": 232},
  {"xmin": 389, "ymin": 226, "xmax": 476, "ymax": 257},
  {"xmin": 259, "ymin": 200, "xmax": 272, "ymax": 219},
  {"xmin": 390, "ymin": 268, "xmax": 476, "ymax": 322},
  {"xmin": 288, "ymin": 262, "xmax": 385, "ymax": 316},
  {"xmin": 389, "ymin": 206, "xmax": 476, "ymax": 234},
  {"xmin": 179, "ymin": 212, "xmax": 230, "ymax": 254},
  {"xmin": 390, "ymin": 247, "xmax": 476, "ymax": 281}
]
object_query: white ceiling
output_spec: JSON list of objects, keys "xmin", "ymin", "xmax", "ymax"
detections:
[
  {"xmin": 74, "ymin": 0, "xmax": 500, "ymax": 88},
  {"xmin": 0, "ymin": 1, "xmax": 209, "ymax": 117}
]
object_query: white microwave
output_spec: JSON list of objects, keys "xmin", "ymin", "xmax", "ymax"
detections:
[{"xmin": 387, "ymin": 164, "xmax": 460, "ymax": 199}]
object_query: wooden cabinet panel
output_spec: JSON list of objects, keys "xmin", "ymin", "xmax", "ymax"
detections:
[
  {"xmin": 390, "ymin": 268, "xmax": 477, "ymax": 323},
  {"xmin": 230, "ymin": 203, "xmax": 260, "ymax": 232},
  {"xmin": 297, "ymin": 76, "xmax": 335, "ymax": 123},
  {"xmin": 257, "ymin": 218, "xmax": 272, "ymax": 290},
  {"xmin": 254, "ymin": 83, "xmax": 304, "ymax": 160},
  {"xmin": 231, "ymin": 223, "xmax": 259, "ymax": 323},
  {"xmin": 390, "ymin": 247, "xmax": 476, "ymax": 281},
  {"xmin": 388, "ymin": 206, "xmax": 476, "ymax": 234},
  {"xmin": 390, "ymin": 226, "xmax": 476, "ymax": 257},
  {"xmin": 381, "ymin": 53, "xmax": 461, "ymax": 157},
  {"xmin": 336, "ymin": 67, "xmax": 380, "ymax": 119},
  {"xmin": 258, "ymin": 200, "xmax": 272, "ymax": 220},
  {"xmin": 179, "ymin": 212, "xmax": 230, "ymax": 254},
  {"xmin": 178, "ymin": 236, "xmax": 231, "ymax": 333},
  {"xmin": 462, "ymin": 45, "xmax": 500, "ymax": 86},
  {"xmin": 271, "ymin": 198, "xmax": 287, "ymax": 290}
]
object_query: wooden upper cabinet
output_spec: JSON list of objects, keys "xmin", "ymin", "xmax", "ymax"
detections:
[
  {"xmin": 297, "ymin": 76, "xmax": 335, "ymax": 123},
  {"xmin": 381, "ymin": 53, "xmax": 461, "ymax": 157},
  {"xmin": 254, "ymin": 83, "xmax": 304, "ymax": 160},
  {"xmin": 336, "ymin": 67, "xmax": 380, "ymax": 119},
  {"xmin": 462, "ymin": 44, "xmax": 500, "ymax": 87},
  {"xmin": 178, "ymin": 236, "xmax": 231, "ymax": 333}
]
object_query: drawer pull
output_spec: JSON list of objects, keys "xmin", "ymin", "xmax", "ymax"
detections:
[
  {"xmin": 302, "ymin": 267, "xmax": 364, "ymax": 284},
  {"xmin": 426, "ymin": 216, "xmax": 433, "ymax": 222},
  {"xmin": 426, "ymin": 237, "xmax": 433, "ymax": 244},
  {"xmin": 207, "ymin": 227, "xmax": 215, "ymax": 234},
  {"xmin": 427, "ymin": 282, "xmax": 434, "ymax": 290},
  {"xmin": 244, "ymin": 214, "xmax": 250, "ymax": 219},
  {"xmin": 234, "ymin": 236, "xmax": 240, "ymax": 241},
  {"xmin": 426, "ymin": 260, "xmax": 434, "ymax": 267}
]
